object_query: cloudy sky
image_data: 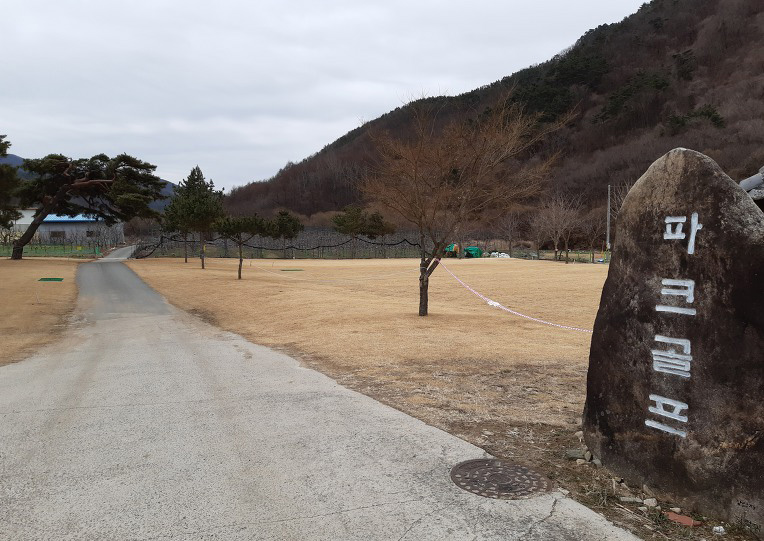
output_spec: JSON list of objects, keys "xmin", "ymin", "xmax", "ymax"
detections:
[{"xmin": 4, "ymin": 1, "xmax": 645, "ymax": 191}]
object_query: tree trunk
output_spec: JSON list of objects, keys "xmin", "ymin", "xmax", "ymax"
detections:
[
  {"xmin": 238, "ymin": 242, "xmax": 243, "ymax": 280},
  {"xmin": 12, "ymin": 212, "xmax": 49, "ymax": 260},
  {"xmin": 418, "ymin": 238, "xmax": 429, "ymax": 316},
  {"xmin": 419, "ymin": 258, "xmax": 429, "ymax": 316},
  {"xmin": 564, "ymin": 238, "xmax": 570, "ymax": 264},
  {"xmin": 184, "ymin": 232, "xmax": 188, "ymax": 263},
  {"xmin": 10, "ymin": 193, "xmax": 66, "ymax": 260},
  {"xmin": 200, "ymin": 232, "xmax": 205, "ymax": 269},
  {"xmin": 11, "ymin": 243, "xmax": 25, "ymax": 260},
  {"xmin": 417, "ymin": 240, "xmax": 445, "ymax": 316}
]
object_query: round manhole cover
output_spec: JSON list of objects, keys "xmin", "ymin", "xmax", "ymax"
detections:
[{"xmin": 450, "ymin": 459, "xmax": 552, "ymax": 499}]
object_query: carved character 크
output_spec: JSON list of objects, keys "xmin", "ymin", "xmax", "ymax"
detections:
[{"xmin": 583, "ymin": 149, "xmax": 764, "ymax": 536}]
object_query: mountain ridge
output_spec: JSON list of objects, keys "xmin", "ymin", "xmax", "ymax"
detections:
[{"xmin": 226, "ymin": 0, "xmax": 764, "ymax": 221}]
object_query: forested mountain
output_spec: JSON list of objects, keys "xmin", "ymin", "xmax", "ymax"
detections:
[{"xmin": 226, "ymin": 0, "xmax": 764, "ymax": 220}]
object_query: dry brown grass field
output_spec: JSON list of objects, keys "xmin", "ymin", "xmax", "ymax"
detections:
[
  {"xmin": 0, "ymin": 258, "xmax": 82, "ymax": 365},
  {"xmin": 128, "ymin": 257, "xmax": 603, "ymax": 427}
]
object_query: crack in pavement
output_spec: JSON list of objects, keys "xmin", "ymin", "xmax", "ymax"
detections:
[{"xmin": 521, "ymin": 496, "xmax": 560, "ymax": 539}]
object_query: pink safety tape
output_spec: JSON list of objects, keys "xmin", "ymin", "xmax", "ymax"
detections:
[{"xmin": 436, "ymin": 259, "xmax": 594, "ymax": 334}]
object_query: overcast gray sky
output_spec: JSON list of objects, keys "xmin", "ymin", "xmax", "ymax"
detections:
[{"xmin": 4, "ymin": 0, "xmax": 645, "ymax": 190}]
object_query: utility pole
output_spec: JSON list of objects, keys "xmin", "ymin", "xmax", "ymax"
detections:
[{"xmin": 606, "ymin": 184, "xmax": 611, "ymax": 251}]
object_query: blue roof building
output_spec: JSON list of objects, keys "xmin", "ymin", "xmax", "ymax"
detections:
[
  {"xmin": 42, "ymin": 214, "xmax": 100, "ymax": 223},
  {"xmin": 11, "ymin": 210, "xmax": 123, "ymax": 244}
]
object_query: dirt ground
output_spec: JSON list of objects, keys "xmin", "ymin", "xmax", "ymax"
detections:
[
  {"xmin": 127, "ymin": 257, "xmax": 753, "ymax": 541},
  {"xmin": 0, "ymin": 258, "xmax": 82, "ymax": 366}
]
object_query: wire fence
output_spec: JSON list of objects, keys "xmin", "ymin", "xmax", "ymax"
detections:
[
  {"xmin": 496, "ymin": 248, "xmax": 611, "ymax": 263},
  {"xmin": 132, "ymin": 227, "xmax": 611, "ymax": 263},
  {"xmin": 0, "ymin": 242, "xmax": 102, "ymax": 258},
  {"xmin": 134, "ymin": 227, "xmax": 428, "ymax": 260}
]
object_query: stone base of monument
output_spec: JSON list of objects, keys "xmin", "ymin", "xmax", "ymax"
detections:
[{"xmin": 583, "ymin": 148, "xmax": 764, "ymax": 538}]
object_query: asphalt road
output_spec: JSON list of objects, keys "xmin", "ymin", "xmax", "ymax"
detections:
[{"xmin": 0, "ymin": 258, "xmax": 638, "ymax": 540}]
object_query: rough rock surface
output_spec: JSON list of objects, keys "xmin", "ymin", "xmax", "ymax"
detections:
[
  {"xmin": 751, "ymin": 188, "xmax": 764, "ymax": 211},
  {"xmin": 583, "ymin": 148, "xmax": 764, "ymax": 536}
]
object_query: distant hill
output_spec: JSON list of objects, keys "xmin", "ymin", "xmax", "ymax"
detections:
[
  {"xmin": 0, "ymin": 154, "xmax": 24, "ymax": 168},
  {"xmin": 226, "ymin": 0, "xmax": 764, "ymax": 219},
  {"xmin": 0, "ymin": 154, "xmax": 35, "ymax": 180},
  {"xmin": 0, "ymin": 154, "xmax": 176, "ymax": 211},
  {"xmin": 150, "ymin": 179, "xmax": 176, "ymax": 211}
]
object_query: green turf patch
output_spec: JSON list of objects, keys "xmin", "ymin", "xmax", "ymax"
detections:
[{"xmin": 38, "ymin": 278, "xmax": 64, "ymax": 282}]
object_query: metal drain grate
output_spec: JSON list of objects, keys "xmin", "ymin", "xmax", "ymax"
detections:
[{"xmin": 450, "ymin": 459, "xmax": 552, "ymax": 499}]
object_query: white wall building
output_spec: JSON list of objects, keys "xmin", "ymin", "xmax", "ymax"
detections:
[{"xmin": 11, "ymin": 209, "xmax": 124, "ymax": 244}]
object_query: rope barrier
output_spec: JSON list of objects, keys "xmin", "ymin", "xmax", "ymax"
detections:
[{"xmin": 436, "ymin": 259, "xmax": 594, "ymax": 334}]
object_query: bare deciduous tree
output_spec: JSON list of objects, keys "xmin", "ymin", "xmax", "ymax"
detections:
[
  {"xmin": 363, "ymin": 98, "xmax": 566, "ymax": 315},
  {"xmin": 538, "ymin": 193, "xmax": 582, "ymax": 263},
  {"xmin": 582, "ymin": 206, "xmax": 606, "ymax": 262},
  {"xmin": 497, "ymin": 211, "xmax": 524, "ymax": 257},
  {"xmin": 528, "ymin": 211, "xmax": 549, "ymax": 260},
  {"xmin": 454, "ymin": 221, "xmax": 479, "ymax": 260},
  {"xmin": 609, "ymin": 182, "xmax": 633, "ymax": 244}
]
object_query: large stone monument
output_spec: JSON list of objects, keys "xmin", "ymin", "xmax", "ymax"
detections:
[{"xmin": 583, "ymin": 148, "xmax": 764, "ymax": 535}]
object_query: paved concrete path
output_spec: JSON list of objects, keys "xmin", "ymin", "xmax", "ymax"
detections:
[
  {"xmin": 0, "ymin": 259, "xmax": 639, "ymax": 540},
  {"xmin": 101, "ymin": 245, "xmax": 136, "ymax": 261}
]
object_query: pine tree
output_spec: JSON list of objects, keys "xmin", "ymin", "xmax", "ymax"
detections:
[
  {"xmin": 332, "ymin": 206, "xmax": 396, "ymax": 258},
  {"xmin": 331, "ymin": 206, "xmax": 366, "ymax": 258},
  {"xmin": 270, "ymin": 211, "xmax": 303, "ymax": 258},
  {"xmin": 364, "ymin": 211, "xmax": 396, "ymax": 258},
  {"xmin": 215, "ymin": 215, "xmax": 265, "ymax": 279},
  {"xmin": 363, "ymin": 211, "xmax": 396, "ymax": 239},
  {"xmin": 163, "ymin": 166, "xmax": 224, "ymax": 268},
  {"xmin": 11, "ymin": 152, "xmax": 164, "ymax": 259},
  {"xmin": 0, "ymin": 135, "xmax": 21, "ymax": 230}
]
